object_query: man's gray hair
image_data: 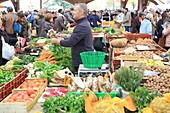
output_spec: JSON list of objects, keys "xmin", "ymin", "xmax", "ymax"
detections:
[{"xmin": 75, "ymin": 3, "xmax": 88, "ymax": 16}]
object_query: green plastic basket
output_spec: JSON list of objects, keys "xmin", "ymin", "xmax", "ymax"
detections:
[
  {"xmin": 69, "ymin": 91, "xmax": 118, "ymax": 99},
  {"xmin": 80, "ymin": 51, "xmax": 106, "ymax": 68}
]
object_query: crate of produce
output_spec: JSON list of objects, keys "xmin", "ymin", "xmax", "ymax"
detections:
[
  {"xmin": 0, "ymin": 89, "xmax": 39, "ymax": 113},
  {"xmin": 125, "ymin": 33, "xmax": 151, "ymax": 41},
  {"xmin": 18, "ymin": 78, "xmax": 47, "ymax": 96},
  {"xmin": 0, "ymin": 70, "xmax": 16, "ymax": 101}
]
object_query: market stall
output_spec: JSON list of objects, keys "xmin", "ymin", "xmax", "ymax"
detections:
[{"xmin": 0, "ymin": 22, "xmax": 170, "ymax": 113}]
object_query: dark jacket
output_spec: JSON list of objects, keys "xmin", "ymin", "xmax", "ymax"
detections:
[
  {"xmin": 0, "ymin": 30, "xmax": 11, "ymax": 65},
  {"xmin": 33, "ymin": 15, "xmax": 44, "ymax": 31},
  {"xmin": 38, "ymin": 21, "xmax": 52, "ymax": 38},
  {"xmin": 156, "ymin": 18, "xmax": 165, "ymax": 39},
  {"xmin": 103, "ymin": 12, "xmax": 110, "ymax": 21},
  {"xmin": 60, "ymin": 17, "xmax": 94, "ymax": 67},
  {"xmin": 54, "ymin": 16, "xmax": 67, "ymax": 33},
  {"xmin": 89, "ymin": 14, "xmax": 101, "ymax": 27},
  {"xmin": 131, "ymin": 17, "xmax": 141, "ymax": 33}
]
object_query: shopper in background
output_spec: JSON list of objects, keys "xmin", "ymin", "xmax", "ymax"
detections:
[
  {"xmin": 162, "ymin": 23, "xmax": 170, "ymax": 50},
  {"xmin": 89, "ymin": 10, "xmax": 102, "ymax": 27},
  {"xmin": 102, "ymin": 9, "xmax": 109, "ymax": 21},
  {"xmin": 33, "ymin": 9, "xmax": 45, "ymax": 35},
  {"xmin": 38, "ymin": 13, "xmax": 53, "ymax": 38},
  {"xmin": 156, "ymin": 12, "xmax": 168, "ymax": 43},
  {"xmin": 2, "ymin": 7, "xmax": 18, "ymax": 46},
  {"xmin": 17, "ymin": 11, "xmax": 29, "ymax": 39},
  {"xmin": 140, "ymin": 13, "xmax": 153, "ymax": 35},
  {"xmin": 54, "ymin": 14, "xmax": 68, "ymax": 33},
  {"xmin": 131, "ymin": 12, "xmax": 146, "ymax": 33},
  {"xmin": 50, "ymin": 3, "xmax": 94, "ymax": 72},
  {"xmin": 115, "ymin": 9, "xmax": 124, "ymax": 24},
  {"xmin": 0, "ymin": 18, "xmax": 13, "ymax": 65},
  {"xmin": 122, "ymin": 8, "xmax": 131, "ymax": 32}
]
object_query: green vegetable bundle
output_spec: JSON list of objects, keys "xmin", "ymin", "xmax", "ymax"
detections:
[
  {"xmin": 49, "ymin": 44, "xmax": 74, "ymax": 72},
  {"xmin": 115, "ymin": 66, "xmax": 143, "ymax": 92},
  {"xmin": 13, "ymin": 55, "xmax": 38, "ymax": 70},
  {"xmin": 105, "ymin": 28, "xmax": 116, "ymax": 34},
  {"xmin": 0, "ymin": 69, "xmax": 15, "ymax": 86},
  {"xmin": 130, "ymin": 87, "xmax": 160, "ymax": 113},
  {"xmin": 34, "ymin": 61, "xmax": 61, "ymax": 82},
  {"xmin": 42, "ymin": 94, "xmax": 85, "ymax": 113}
]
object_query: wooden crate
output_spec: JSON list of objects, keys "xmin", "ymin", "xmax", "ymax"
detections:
[
  {"xmin": 18, "ymin": 78, "xmax": 48, "ymax": 96},
  {"xmin": 0, "ymin": 89, "xmax": 39, "ymax": 113}
]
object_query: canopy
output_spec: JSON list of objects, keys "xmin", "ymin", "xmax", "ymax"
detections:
[{"xmin": 65, "ymin": 0, "xmax": 94, "ymax": 4}]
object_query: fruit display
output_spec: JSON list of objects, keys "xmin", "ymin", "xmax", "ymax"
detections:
[
  {"xmin": 42, "ymin": 88, "xmax": 68, "ymax": 98},
  {"xmin": 143, "ymin": 73, "xmax": 170, "ymax": 94},
  {"xmin": 2, "ymin": 89, "xmax": 38, "ymax": 105},
  {"xmin": 137, "ymin": 59, "xmax": 164, "ymax": 66},
  {"xmin": 19, "ymin": 79, "xmax": 46, "ymax": 90}
]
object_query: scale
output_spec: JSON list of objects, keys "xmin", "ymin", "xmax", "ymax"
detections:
[{"xmin": 77, "ymin": 64, "xmax": 110, "ymax": 77}]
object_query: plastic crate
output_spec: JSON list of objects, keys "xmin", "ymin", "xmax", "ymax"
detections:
[
  {"xmin": 80, "ymin": 51, "xmax": 106, "ymax": 68},
  {"xmin": 15, "ymin": 68, "xmax": 27, "ymax": 88},
  {"xmin": 69, "ymin": 91, "xmax": 118, "ymax": 99},
  {"xmin": 0, "ymin": 85, "xmax": 5, "ymax": 101},
  {"xmin": 0, "ymin": 68, "xmax": 28, "ymax": 102}
]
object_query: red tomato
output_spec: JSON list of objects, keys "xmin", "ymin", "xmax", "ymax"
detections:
[
  {"xmin": 27, "ymin": 88, "xmax": 35, "ymax": 96},
  {"xmin": 30, "ymin": 94, "xmax": 36, "ymax": 99}
]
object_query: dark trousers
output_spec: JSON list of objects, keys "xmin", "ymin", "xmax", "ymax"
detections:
[
  {"xmin": 125, "ymin": 26, "xmax": 130, "ymax": 32},
  {"xmin": 8, "ymin": 34, "xmax": 18, "ymax": 46}
]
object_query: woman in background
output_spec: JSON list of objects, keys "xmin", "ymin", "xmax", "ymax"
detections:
[{"xmin": 38, "ymin": 13, "xmax": 53, "ymax": 38}]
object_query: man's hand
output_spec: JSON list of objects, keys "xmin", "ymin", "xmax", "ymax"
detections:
[{"xmin": 51, "ymin": 37, "xmax": 64, "ymax": 45}]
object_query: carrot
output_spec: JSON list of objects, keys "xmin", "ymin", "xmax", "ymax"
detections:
[
  {"xmin": 49, "ymin": 61, "xmax": 57, "ymax": 64},
  {"xmin": 48, "ymin": 57, "xmax": 55, "ymax": 62}
]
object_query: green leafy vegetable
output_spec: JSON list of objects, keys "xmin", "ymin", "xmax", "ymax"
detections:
[
  {"xmin": 34, "ymin": 61, "xmax": 61, "ymax": 82},
  {"xmin": 49, "ymin": 44, "xmax": 74, "ymax": 72},
  {"xmin": 105, "ymin": 28, "xmax": 116, "ymax": 34},
  {"xmin": 0, "ymin": 69, "xmax": 15, "ymax": 86},
  {"xmin": 115, "ymin": 66, "xmax": 143, "ymax": 92},
  {"xmin": 130, "ymin": 87, "xmax": 160, "ymax": 113},
  {"xmin": 42, "ymin": 94, "xmax": 85, "ymax": 113}
]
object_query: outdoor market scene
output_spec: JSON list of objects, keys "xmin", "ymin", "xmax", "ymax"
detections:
[{"xmin": 0, "ymin": 0, "xmax": 170, "ymax": 113}]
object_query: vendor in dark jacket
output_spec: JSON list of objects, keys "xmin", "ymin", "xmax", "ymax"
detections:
[
  {"xmin": 51, "ymin": 3, "xmax": 94, "ymax": 71},
  {"xmin": 89, "ymin": 10, "xmax": 102, "ymax": 27},
  {"xmin": 0, "ymin": 19, "xmax": 12, "ymax": 66}
]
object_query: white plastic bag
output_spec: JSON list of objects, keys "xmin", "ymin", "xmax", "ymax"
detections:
[{"xmin": 1, "ymin": 36, "xmax": 15, "ymax": 60}]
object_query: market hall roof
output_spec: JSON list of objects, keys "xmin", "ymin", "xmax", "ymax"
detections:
[{"xmin": 65, "ymin": 0, "xmax": 94, "ymax": 4}]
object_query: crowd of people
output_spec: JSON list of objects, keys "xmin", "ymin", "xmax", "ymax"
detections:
[{"xmin": 1, "ymin": 3, "xmax": 170, "ymax": 69}]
